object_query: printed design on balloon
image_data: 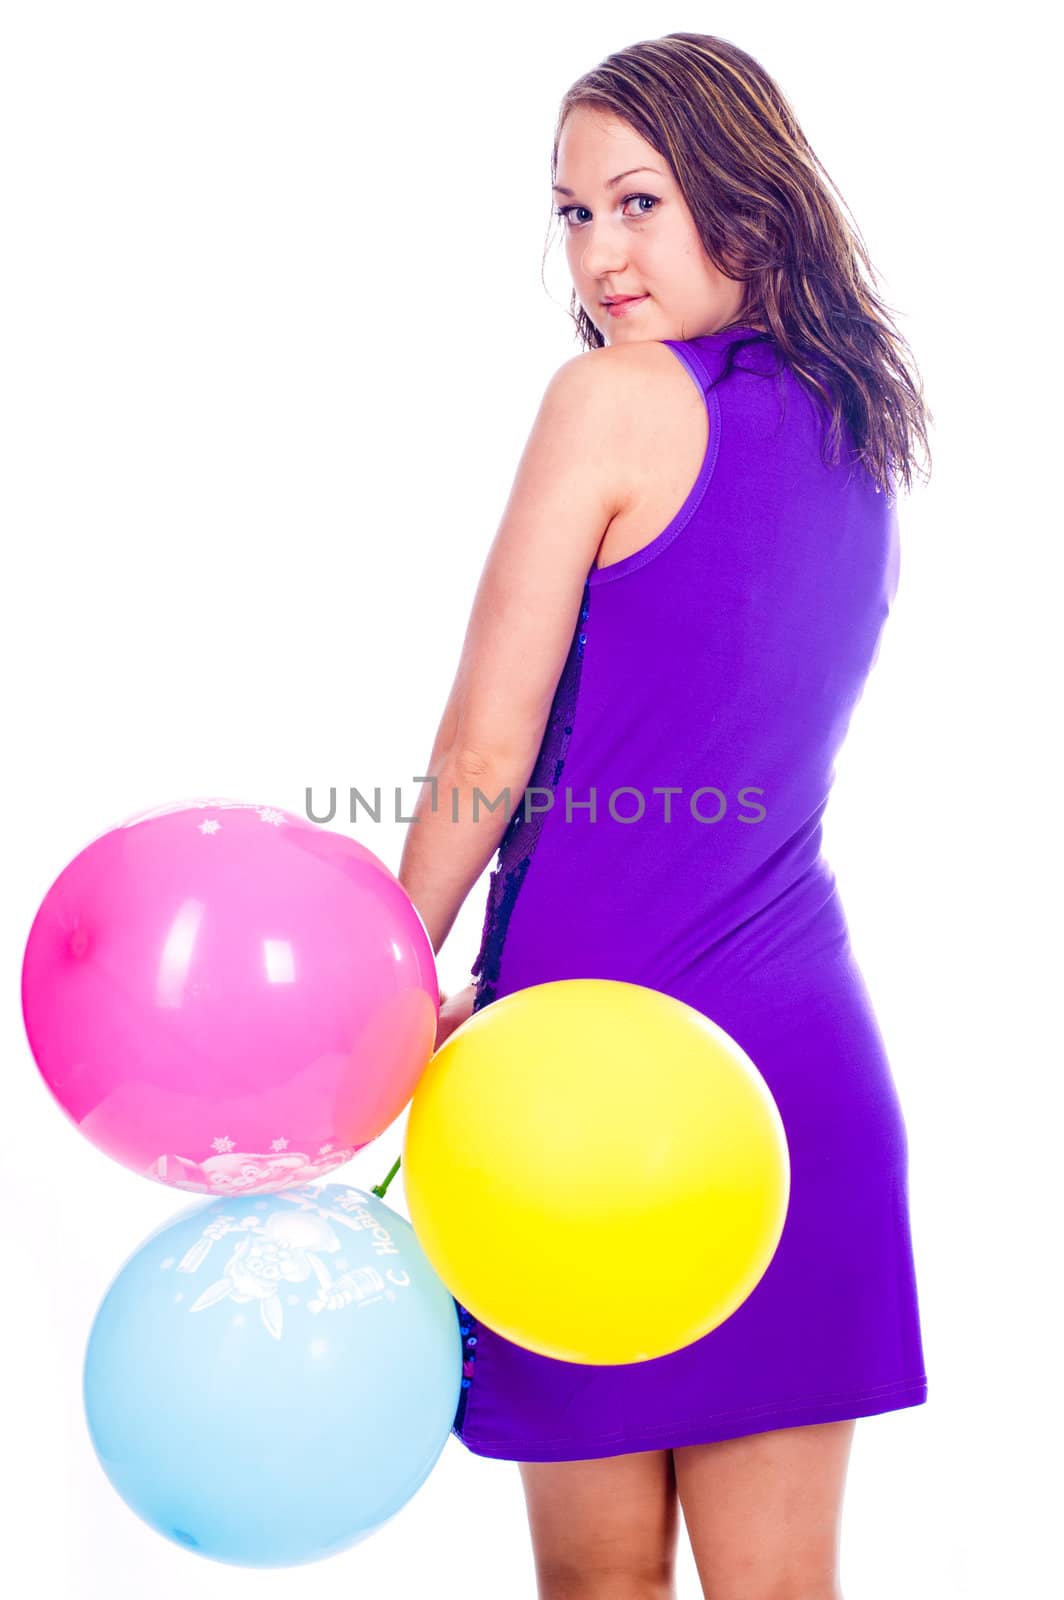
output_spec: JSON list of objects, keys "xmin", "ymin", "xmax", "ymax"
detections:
[
  {"xmin": 196, "ymin": 807, "xmax": 286, "ymax": 834},
  {"xmin": 147, "ymin": 1140, "xmax": 360, "ymax": 1194},
  {"xmin": 120, "ymin": 798, "xmax": 290, "ymax": 828},
  {"xmin": 161, "ymin": 1188, "xmax": 412, "ymax": 1341}
]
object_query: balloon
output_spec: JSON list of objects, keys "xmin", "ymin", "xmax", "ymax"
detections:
[
  {"xmin": 21, "ymin": 799, "xmax": 438, "ymax": 1193},
  {"xmin": 403, "ymin": 978, "xmax": 790, "ymax": 1364},
  {"xmin": 83, "ymin": 1182, "xmax": 461, "ymax": 1568}
]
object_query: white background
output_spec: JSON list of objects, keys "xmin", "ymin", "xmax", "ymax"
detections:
[{"xmin": 2, "ymin": 2, "xmax": 1059, "ymax": 1595}]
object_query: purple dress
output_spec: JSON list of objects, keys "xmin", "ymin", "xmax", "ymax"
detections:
[{"xmin": 452, "ymin": 325, "xmax": 928, "ymax": 1462}]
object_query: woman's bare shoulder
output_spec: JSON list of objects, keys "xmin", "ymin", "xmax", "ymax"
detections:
[
  {"xmin": 561, "ymin": 342, "xmax": 711, "ymax": 573},
  {"xmin": 548, "ymin": 339, "xmax": 704, "ymax": 480},
  {"xmin": 554, "ymin": 337, "xmax": 693, "ymax": 394}
]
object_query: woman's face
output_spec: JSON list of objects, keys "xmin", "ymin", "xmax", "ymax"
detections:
[{"xmin": 553, "ymin": 106, "xmax": 747, "ymax": 344}]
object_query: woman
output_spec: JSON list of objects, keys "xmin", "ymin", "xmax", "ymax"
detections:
[{"xmin": 398, "ymin": 32, "xmax": 932, "ymax": 1600}]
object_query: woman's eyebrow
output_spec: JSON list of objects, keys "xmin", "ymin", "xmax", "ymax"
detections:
[{"xmin": 551, "ymin": 165, "xmax": 663, "ymax": 197}]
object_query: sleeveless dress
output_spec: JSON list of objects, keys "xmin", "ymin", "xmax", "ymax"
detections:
[{"xmin": 451, "ymin": 324, "xmax": 928, "ymax": 1463}]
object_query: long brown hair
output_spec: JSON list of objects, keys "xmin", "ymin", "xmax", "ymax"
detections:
[{"xmin": 546, "ymin": 33, "xmax": 932, "ymax": 498}]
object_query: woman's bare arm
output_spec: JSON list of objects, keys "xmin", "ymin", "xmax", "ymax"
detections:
[{"xmin": 397, "ymin": 346, "xmax": 642, "ymax": 955}]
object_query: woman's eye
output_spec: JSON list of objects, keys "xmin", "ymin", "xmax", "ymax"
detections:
[{"xmin": 554, "ymin": 194, "xmax": 659, "ymax": 228}]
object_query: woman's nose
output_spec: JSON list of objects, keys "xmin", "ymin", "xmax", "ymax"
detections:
[{"xmin": 579, "ymin": 228, "xmax": 626, "ymax": 279}]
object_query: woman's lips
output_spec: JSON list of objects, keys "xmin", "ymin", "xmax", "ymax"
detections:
[{"xmin": 605, "ymin": 295, "xmax": 648, "ymax": 318}]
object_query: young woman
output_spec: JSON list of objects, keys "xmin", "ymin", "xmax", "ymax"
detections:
[{"xmin": 398, "ymin": 31, "xmax": 932, "ymax": 1600}]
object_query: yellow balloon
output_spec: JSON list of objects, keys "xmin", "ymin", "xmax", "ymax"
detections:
[{"xmin": 402, "ymin": 979, "xmax": 790, "ymax": 1364}]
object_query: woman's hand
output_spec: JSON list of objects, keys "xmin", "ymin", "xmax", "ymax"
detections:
[{"xmin": 434, "ymin": 982, "xmax": 478, "ymax": 1053}]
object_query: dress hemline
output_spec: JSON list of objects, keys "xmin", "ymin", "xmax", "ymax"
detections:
[{"xmin": 452, "ymin": 1375, "xmax": 928, "ymax": 1463}]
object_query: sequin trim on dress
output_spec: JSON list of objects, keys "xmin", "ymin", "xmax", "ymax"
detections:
[
  {"xmin": 452, "ymin": 577, "xmax": 591, "ymax": 1441},
  {"xmin": 468, "ymin": 578, "xmax": 591, "ymax": 1012}
]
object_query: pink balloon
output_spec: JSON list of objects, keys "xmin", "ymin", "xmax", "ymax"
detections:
[{"xmin": 21, "ymin": 798, "xmax": 439, "ymax": 1194}]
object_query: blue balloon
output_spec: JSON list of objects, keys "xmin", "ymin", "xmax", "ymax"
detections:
[{"xmin": 83, "ymin": 1181, "xmax": 462, "ymax": 1567}]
